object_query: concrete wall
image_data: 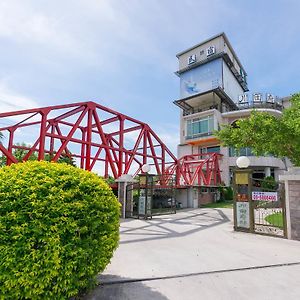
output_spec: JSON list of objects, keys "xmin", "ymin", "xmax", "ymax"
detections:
[
  {"xmin": 176, "ymin": 189, "xmax": 189, "ymax": 208},
  {"xmin": 178, "ymin": 35, "xmax": 225, "ymax": 71},
  {"xmin": 279, "ymin": 168, "xmax": 300, "ymax": 241},
  {"xmin": 287, "ymin": 181, "xmax": 300, "ymax": 240},
  {"xmin": 222, "ymin": 60, "xmax": 244, "ymax": 103},
  {"xmin": 177, "ymin": 33, "xmax": 244, "ymax": 76}
]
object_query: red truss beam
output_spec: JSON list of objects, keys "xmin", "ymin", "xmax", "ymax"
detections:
[
  {"xmin": 0, "ymin": 101, "xmax": 222, "ymax": 187},
  {"xmin": 165, "ymin": 153, "xmax": 222, "ymax": 187}
]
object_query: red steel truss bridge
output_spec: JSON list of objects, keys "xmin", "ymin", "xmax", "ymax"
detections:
[{"xmin": 0, "ymin": 101, "xmax": 222, "ymax": 187}]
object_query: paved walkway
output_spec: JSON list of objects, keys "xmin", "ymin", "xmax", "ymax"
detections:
[{"xmin": 83, "ymin": 208, "xmax": 300, "ymax": 300}]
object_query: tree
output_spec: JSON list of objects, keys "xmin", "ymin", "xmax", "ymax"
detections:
[{"xmin": 215, "ymin": 93, "xmax": 300, "ymax": 166}]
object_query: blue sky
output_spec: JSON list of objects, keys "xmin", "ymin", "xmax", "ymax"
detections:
[{"xmin": 0, "ymin": 0, "xmax": 299, "ymax": 154}]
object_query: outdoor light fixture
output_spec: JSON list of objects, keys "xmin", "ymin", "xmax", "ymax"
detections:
[
  {"xmin": 236, "ymin": 156, "xmax": 250, "ymax": 168},
  {"xmin": 141, "ymin": 164, "xmax": 151, "ymax": 173}
]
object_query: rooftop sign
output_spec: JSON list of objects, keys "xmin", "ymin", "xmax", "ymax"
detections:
[{"xmin": 238, "ymin": 93, "xmax": 282, "ymax": 106}]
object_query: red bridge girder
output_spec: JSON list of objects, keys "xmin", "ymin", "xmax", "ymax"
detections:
[
  {"xmin": 166, "ymin": 153, "xmax": 222, "ymax": 187},
  {"xmin": 0, "ymin": 101, "xmax": 222, "ymax": 186}
]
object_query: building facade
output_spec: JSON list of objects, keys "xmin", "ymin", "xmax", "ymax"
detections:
[{"xmin": 174, "ymin": 33, "xmax": 290, "ymax": 207}]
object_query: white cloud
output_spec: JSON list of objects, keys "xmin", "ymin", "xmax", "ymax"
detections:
[
  {"xmin": 0, "ymin": 82, "xmax": 39, "ymax": 126},
  {"xmin": 0, "ymin": 83, "xmax": 38, "ymax": 112}
]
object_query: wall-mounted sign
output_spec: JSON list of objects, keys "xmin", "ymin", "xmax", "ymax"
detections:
[
  {"xmin": 235, "ymin": 173, "xmax": 249, "ymax": 185},
  {"xmin": 252, "ymin": 191, "xmax": 278, "ymax": 201},
  {"xmin": 266, "ymin": 93, "xmax": 275, "ymax": 103},
  {"xmin": 206, "ymin": 46, "xmax": 215, "ymax": 57},
  {"xmin": 138, "ymin": 196, "xmax": 146, "ymax": 215},
  {"xmin": 236, "ymin": 202, "xmax": 250, "ymax": 228},
  {"xmin": 188, "ymin": 54, "xmax": 196, "ymax": 65},
  {"xmin": 238, "ymin": 93, "xmax": 281, "ymax": 106},
  {"xmin": 253, "ymin": 93, "xmax": 262, "ymax": 103},
  {"xmin": 180, "ymin": 58, "xmax": 222, "ymax": 99},
  {"xmin": 238, "ymin": 94, "xmax": 249, "ymax": 104}
]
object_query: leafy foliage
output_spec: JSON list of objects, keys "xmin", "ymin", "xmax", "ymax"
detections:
[
  {"xmin": 102, "ymin": 175, "xmax": 116, "ymax": 185},
  {"xmin": 0, "ymin": 161, "xmax": 120, "ymax": 299},
  {"xmin": 261, "ymin": 176, "xmax": 277, "ymax": 191},
  {"xmin": 215, "ymin": 93, "xmax": 300, "ymax": 166},
  {"xmin": 218, "ymin": 185, "xmax": 234, "ymax": 201}
]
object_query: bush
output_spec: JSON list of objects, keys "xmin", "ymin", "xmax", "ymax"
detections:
[
  {"xmin": 261, "ymin": 176, "xmax": 277, "ymax": 191},
  {"xmin": 218, "ymin": 185, "xmax": 233, "ymax": 201},
  {"xmin": 224, "ymin": 186, "xmax": 234, "ymax": 201},
  {"xmin": 0, "ymin": 161, "xmax": 120, "ymax": 299}
]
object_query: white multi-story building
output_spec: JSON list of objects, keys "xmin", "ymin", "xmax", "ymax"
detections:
[{"xmin": 174, "ymin": 33, "xmax": 290, "ymax": 207}]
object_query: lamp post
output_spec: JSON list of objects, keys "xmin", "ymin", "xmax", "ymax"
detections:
[
  {"xmin": 236, "ymin": 156, "xmax": 250, "ymax": 169},
  {"xmin": 233, "ymin": 156, "xmax": 253, "ymax": 232}
]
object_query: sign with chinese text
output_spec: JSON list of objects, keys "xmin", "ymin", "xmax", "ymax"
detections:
[
  {"xmin": 252, "ymin": 191, "xmax": 278, "ymax": 201},
  {"xmin": 266, "ymin": 93, "xmax": 275, "ymax": 103},
  {"xmin": 253, "ymin": 93, "xmax": 262, "ymax": 103},
  {"xmin": 138, "ymin": 196, "xmax": 146, "ymax": 215},
  {"xmin": 238, "ymin": 94, "xmax": 249, "ymax": 104},
  {"xmin": 235, "ymin": 173, "xmax": 249, "ymax": 185},
  {"xmin": 236, "ymin": 202, "xmax": 250, "ymax": 228},
  {"xmin": 206, "ymin": 46, "xmax": 215, "ymax": 57},
  {"xmin": 188, "ymin": 54, "xmax": 196, "ymax": 65}
]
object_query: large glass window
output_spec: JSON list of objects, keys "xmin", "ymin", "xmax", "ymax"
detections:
[
  {"xmin": 229, "ymin": 147, "xmax": 266, "ymax": 157},
  {"xmin": 199, "ymin": 146, "xmax": 220, "ymax": 154},
  {"xmin": 186, "ymin": 115, "xmax": 214, "ymax": 139}
]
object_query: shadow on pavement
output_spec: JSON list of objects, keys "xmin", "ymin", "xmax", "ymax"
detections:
[
  {"xmin": 80, "ymin": 275, "xmax": 169, "ymax": 300},
  {"xmin": 120, "ymin": 208, "xmax": 230, "ymax": 244}
]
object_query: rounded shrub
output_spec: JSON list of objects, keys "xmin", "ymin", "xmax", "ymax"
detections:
[{"xmin": 0, "ymin": 161, "xmax": 120, "ymax": 299}]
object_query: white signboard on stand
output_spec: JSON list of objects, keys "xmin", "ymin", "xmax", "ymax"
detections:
[{"xmin": 236, "ymin": 202, "xmax": 250, "ymax": 228}]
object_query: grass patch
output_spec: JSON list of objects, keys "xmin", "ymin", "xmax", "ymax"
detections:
[
  {"xmin": 201, "ymin": 201, "xmax": 233, "ymax": 209},
  {"xmin": 265, "ymin": 212, "xmax": 284, "ymax": 228}
]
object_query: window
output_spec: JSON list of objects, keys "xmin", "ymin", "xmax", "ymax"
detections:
[
  {"xmin": 199, "ymin": 146, "xmax": 220, "ymax": 154},
  {"xmin": 229, "ymin": 147, "xmax": 264, "ymax": 157},
  {"xmin": 186, "ymin": 115, "xmax": 214, "ymax": 139},
  {"xmin": 207, "ymin": 146, "xmax": 220, "ymax": 153}
]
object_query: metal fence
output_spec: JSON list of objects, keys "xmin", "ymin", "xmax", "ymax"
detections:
[{"xmin": 126, "ymin": 174, "xmax": 177, "ymax": 219}]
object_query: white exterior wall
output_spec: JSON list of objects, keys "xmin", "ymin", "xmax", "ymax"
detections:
[
  {"xmin": 176, "ymin": 189, "xmax": 189, "ymax": 208},
  {"xmin": 177, "ymin": 144, "xmax": 192, "ymax": 158},
  {"xmin": 222, "ymin": 61, "xmax": 244, "ymax": 103},
  {"xmin": 178, "ymin": 36, "xmax": 225, "ymax": 71}
]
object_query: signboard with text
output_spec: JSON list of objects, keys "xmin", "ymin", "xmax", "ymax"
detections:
[
  {"xmin": 138, "ymin": 196, "xmax": 146, "ymax": 215},
  {"xmin": 236, "ymin": 202, "xmax": 250, "ymax": 229},
  {"xmin": 252, "ymin": 191, "xmax": 278, "ymax": 202}
]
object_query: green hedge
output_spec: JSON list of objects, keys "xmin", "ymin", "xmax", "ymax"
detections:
[{"xmin": 0, "ymin": 161, "xmax": 120, "ymax": 299}]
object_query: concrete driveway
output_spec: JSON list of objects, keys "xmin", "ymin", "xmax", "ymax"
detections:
[{"xmin": 83, "ymin": 208, "xmax": 300, "ymax": 300}]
